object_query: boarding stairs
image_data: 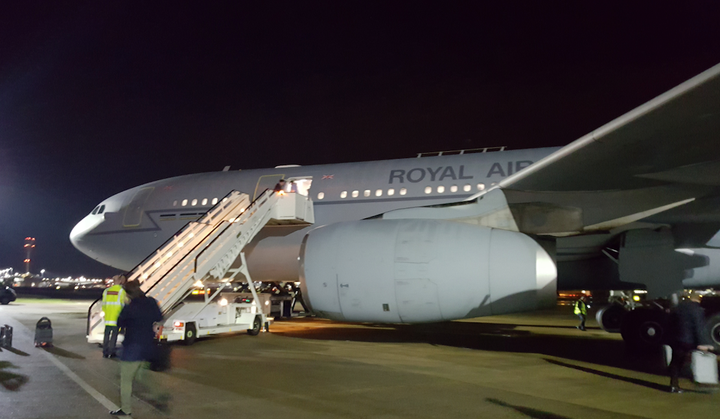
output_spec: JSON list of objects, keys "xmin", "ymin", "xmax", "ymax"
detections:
[{"xmin": 87, "ymin": 189, "xmax": 314, "ymax": 343}]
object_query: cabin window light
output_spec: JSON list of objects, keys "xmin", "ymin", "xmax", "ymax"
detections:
[
  {"xmin": 191, "ymin": 199, "xmax": 198, "ymax": 206},
  {"xmin": 375, "ymin": 189, "xmax": 382, "ymax": 197},
  {"xmin": 202, "ymin": 198, "xmax": 208, "ymax": 205},
  {"xmin": 363, "ymin": 190, "xmax": 370, "ymax": 197},
  {"xmin": 388, "ymin": 188, "xmax": 395, "ymax": 196},
  {"xmin": 182, "ymin": 199, "xmax": 188, "ymax": 206},
  {"xmin": 340, "ymin": 191, "xmax": 348, "ymax": 199},
  {"xmin": 450, "ymin": 185, "xmax": 458, "ymax": 193},
  {"xmin": 212, "ymin": 198, "xmax": 218, "ymax": 205},
  {"xmin": 317, "ymin": 192, "xmax": 325, "ymax": 200},
  {"xmin": 400, "ymin": 188, "xmax": 407, "ymax": 196},
  {"xmin": 424, "ymin": 186, "xmax": 432, "ymax": 194},
  {"xmin": 477, "ymin": 183, "xmax": 485, "ymax": 191},
  {"xmin": 463, "ymin": 184, "xmax": 471, "ymax": 192},
  {"xmin": 173, "ymin": 200, "xmax": 178, "ymax": 207},
  {"xmin": 352, "ymin": 190, "xmax": 359, "ymax": 198},
  {"xmin": 437, "ymin": 186, "xmax": 445, "ymax": 193}
]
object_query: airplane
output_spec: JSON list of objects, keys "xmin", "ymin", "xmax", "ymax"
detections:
[{"xmin": 71, "ymin": 62, "xmax": 720, "ymax": 350}]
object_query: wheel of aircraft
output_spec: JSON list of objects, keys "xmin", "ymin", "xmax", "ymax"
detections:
[
  {"xmin": 620, "ymin": 308, "xmax": 667, "ymax": 351},
  {"xmin": 183, "ymin": 322, "xmax": 197, "ymax": 345},
  {"xmin": 595, "ymin": 304, "xmax": 625, "ymax": 333},
  {"xmin": 704, "ymin": 313, "xmax": 720, "ymax": 350},
  {"xmin": 247, "ymin": 315, "xmax": 262, "ymax": 336}
]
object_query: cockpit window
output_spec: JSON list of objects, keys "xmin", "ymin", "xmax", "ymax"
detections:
[
  {"xmin": 98, "ymin": 205, "xmax": 106, "ymax": 214},
  {"xmin": 91, "ymin": 206, "xmax": 99, "ymax": 215}
]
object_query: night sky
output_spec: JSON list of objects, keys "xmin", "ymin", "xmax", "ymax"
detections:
[{"xmin": 1, "ymin": 2, "xmax": 719, "ymax": 278}]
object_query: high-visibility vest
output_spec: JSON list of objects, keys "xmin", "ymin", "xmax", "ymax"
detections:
[
  {"xmin": 574, "ymin": 300, "xmax": 587, "ymax": 315},
  {"xmin": 102, "ymin": 285, "xmax": 127, "ymax": 326}
]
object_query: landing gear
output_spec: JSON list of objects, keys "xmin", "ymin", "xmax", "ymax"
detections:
[
  {"xmin": 620, "ymin": 308, "xmax": 667, "ymax": 351},
  {"xmin": 704, "ymin": 313, "xmax": 720, "ymax": 350},
  {"xmin": 596, "ymin": 304, "xmax": 625, "ymax": 333}
]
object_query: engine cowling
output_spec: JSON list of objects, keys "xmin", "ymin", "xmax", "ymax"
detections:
[{"xmin": 299, "ymin": 219, "xmax": 556, "ymax": 323}]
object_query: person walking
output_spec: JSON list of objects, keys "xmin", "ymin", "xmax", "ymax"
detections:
[
  {"xmin": 667, "ymin": 293, "xmax": 714, "ymax": 393},
  {"xmin": 574, "ymin": 296, "xmax": 588, "ymax": 331},
  {"xmin": 111, "ymin": 280, "xmax": 169, "ymax": 416},
  {"xmin": 102, "ymin": 274, "xmax": 127, "ymax": 358}
]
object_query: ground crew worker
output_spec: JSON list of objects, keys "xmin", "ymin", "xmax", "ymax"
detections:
[
  {"xmin": 574, "ymin": 296, "xmax": 588, "ymax": 331},
  {"xmin": 102, "ymin": 274, "xmax": 127, "ymax": 358}
]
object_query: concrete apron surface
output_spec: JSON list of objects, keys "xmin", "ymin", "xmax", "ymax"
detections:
[{"xmin": 1, "ymin": 298, "xmax": 718, "ymax": 419}]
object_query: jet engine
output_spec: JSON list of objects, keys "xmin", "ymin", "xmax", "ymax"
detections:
[{"xmin": 299, "ymin": 219, "xmax": 556, "ymax": 323}]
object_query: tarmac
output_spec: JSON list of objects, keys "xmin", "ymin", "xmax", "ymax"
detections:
[{"xmin": 0, "ymin": 298, "xmax": 718, "ymax": 419}]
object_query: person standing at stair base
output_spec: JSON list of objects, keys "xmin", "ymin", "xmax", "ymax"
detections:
[{"xmin": 102, "ymin": 274, "xmax": 127, "ymax": 358}]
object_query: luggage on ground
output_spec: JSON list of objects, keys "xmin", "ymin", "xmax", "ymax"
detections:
[
  {"xmin": 691, "ymin": 350, "xmax": 719, "ymax": 384},
  {"xmin": 34, "ymin": 317, "xmax": 53, "ymax": 347}
]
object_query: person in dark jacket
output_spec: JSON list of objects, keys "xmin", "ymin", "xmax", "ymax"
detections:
[
  {"xmin": 110, "ymin": 280, "xmax": 168, "ymax": 416},
  {"xmin": 666, "ymin": 293, "xmax": 714, "ymax": 393}
]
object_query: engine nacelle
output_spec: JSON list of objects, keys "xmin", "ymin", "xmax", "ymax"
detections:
[{"xmin": 299, "ymin": 219, "xmax": 556, "ymax": 323}]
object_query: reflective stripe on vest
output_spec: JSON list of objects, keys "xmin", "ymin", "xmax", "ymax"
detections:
[{"xmin": 102, "ymin": 285, "xmax": 126, "ymax": 324}]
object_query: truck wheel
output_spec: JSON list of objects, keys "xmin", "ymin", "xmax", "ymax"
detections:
[
  {"xmin": 704, "ymin": 313, "xmax": 720, "ymax": 350},
  {"xmin": 0, "ymin": 297, "xmax": 9, "ymax": 305},
  {"xmin": 183, "ymin": 323, "xmax": 197, "ymax": 345},
  {"xmin": 596, "ymin": 304, "xmax": 625, "ymax": 333},
  {"xmin": 621, "ymin": 308, "xmax": 666, "ymax": 352},
  {"xmin": 247, "ymin": 316, "xmax": 262, "ymax": 336}
]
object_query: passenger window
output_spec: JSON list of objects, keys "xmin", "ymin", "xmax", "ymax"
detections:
[
  {"xmin": 98, "ymin": 205, "xmax": 106, "ymax": 214},
  {"xmin": 388, "ymin": 189, "xmax": 395, "ymax": 196},
  {"xmin": 463, "ymin": 184, "xmax": 471, "ymax": 192},
  {"xmin": 212, "ymin": 198, "xmax": 218, "ymax": 205},
  {"xmin": 477, "ymin": 183, "xmax": 485, "ymax": 191},
  {"xmin": 317, "ymin": 192, "xmax": 325, "ymax": 200},
  {"xmin": 182, "ymin": 199, "xmax": 188, "ymax": 206},
  {"xmin": 340, "ymin": 191, "xmax": 348, "ymax": 199},
  {"xmin": 352, "ymin": 190, "xmax": 359, "ymax": 198},
  {"xmin": 191, "ymin": 199, "xmax": 198, "ymax": 206},
  {"xmin": 375, "ymin": 189, "xmax": 382, "ymax": 197},
  {"xmin": 437, "ymin": 186, "xmax": 445, "ymax": 193},
  {"xmin": 364, "ymin": 190, "xmax": 371, "ymax": 197},
  {"xmin": 202, "ymin": 198, "xmax": 208, "ymax": 205},
  {"xmin": 173, "ymin": 200, "xmax": 178, "ymax": 207},
  {"xmin": 450, "ymin": 185, "xmax": 458, "ymax": 192},
  {"xmin": 400, "ymin": 188, "xmax": 407, "ymax": 195},
  {"xmin": 91, "ymin": 206, "xmax": 99, "ymax": 215},
  {"xmin": 424, "ymin": 186, "xmax": 432, "ymax": 194}
]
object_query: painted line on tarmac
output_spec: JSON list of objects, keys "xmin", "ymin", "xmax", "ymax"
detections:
[{"xmin": 9, "ymin": 315, "xmax": 120, "ymax": 412}]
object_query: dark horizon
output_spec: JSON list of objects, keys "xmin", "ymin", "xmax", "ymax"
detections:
[{"xmin": 1, "ymin": 2, "xmax": 719, "ymax": 277}]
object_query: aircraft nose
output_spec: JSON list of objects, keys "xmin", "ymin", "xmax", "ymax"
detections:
[{"xmin": 70, "ymin": 214, "xmax": 104, "ymax": 254}]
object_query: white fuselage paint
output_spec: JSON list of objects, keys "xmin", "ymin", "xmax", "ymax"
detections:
[{"xmin": 70, "ymin": 148, "xmax": 558, "ymax": 280}]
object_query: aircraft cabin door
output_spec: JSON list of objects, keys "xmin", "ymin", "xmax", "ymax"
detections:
[
  {"xmin": 123, "ymin": 187, "xmax": 154, "ymax": 227},
  {"xmin": 253, "ymin": 174, "xmax": 285, "ymax": 200}
]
